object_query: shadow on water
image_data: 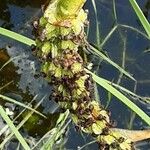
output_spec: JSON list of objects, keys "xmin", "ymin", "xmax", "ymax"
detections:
[{"xmin": 0, "ymin": 0, "xmax": 150, "ymax": 149}]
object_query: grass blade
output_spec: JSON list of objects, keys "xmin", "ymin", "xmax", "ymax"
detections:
[
  {"xmin": 38, "ymin": 110, "xmax": 70, "ymax": 150},
  {"xmin": 0, "ymin": 27, "xmax": 35, "ymax": 46},
  {"xmin": 0, "ymin": 106, "xmax": 31, "ymax": 150},
  {"xmin": 99, "ymin": 77, "xmax": 149, "ymax": 103},
  {"xmin": 129, "ymin": 0, "xmax": 150, "ymax": 38},
  {"xmin": 0, "ymin": 96, "xmax": 45, "ymax": 149},
  {"xmin": 89, "ymin": 45, "xmax": 136, "ymax": 81},
  {"xmin": 91, "ymin": 0, "xmax": 101, "ymax": 47},
  {"xmin": 0, "ymin": 94, "xmax": 46, "ymax": 118},
  {"xmin": 85, "ymin": 69, "xmax": 150, "ymax": 126}
]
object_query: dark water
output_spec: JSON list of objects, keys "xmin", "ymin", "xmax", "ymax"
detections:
[{"xmin": 0, "ymin": 0, "xmax": 150, "ymax": 149}]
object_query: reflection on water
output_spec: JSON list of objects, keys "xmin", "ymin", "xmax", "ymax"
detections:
[{"xmin": 0, "ymin": 0, "xmax": 150, "ymax": 149}]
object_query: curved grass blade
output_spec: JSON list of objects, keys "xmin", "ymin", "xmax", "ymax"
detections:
[
  {"xmin": 85, "ymin": 69, "xmax": 150, "ymax": 126},
  {"xmin": 0, "ymin": 94, "xmax": 46, "ymax": 118},
  {"xmin": 35, "ymin": 110, "xmax": 70, "ymax": 150},
  {"xmin": 0, "ymin": 96, "xmax": 45, "ymax": 149},
  {"xmin": 0, "ymin": 27, "xmax": 35, "ymax": 46},
  {"xmin": 129, "ymin": 0, "xmax": 150, "ymax": 38},
  {"xmin": 89, "ymin": 44, "xmax": 136, "ymax": 81},
  {"xmin": 0, "ymin": 55, "xmax": 22, "ymax": 71},
  {"xmin": 0, "ymin": 81, "xmax": 13, "ymax": 91},
  {"xmin": 99, "ymin": 77, "xmax": 150, "ymax": 104},
  {"xmin": 0, "ymin": 106, "xmax": 31, "ymax": 150}
]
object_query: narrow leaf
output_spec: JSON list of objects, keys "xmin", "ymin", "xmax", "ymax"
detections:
[
  {"xmin": 85, "ymin": 69, "xmax": 150, "ymax": 126},
  {"xmin": 0, "ymin": 94, "xmax": 46, "ymax": 118},
  {"xmin": 0, "ymin": 106, "xmax": 31, "ymax": 150},
  {"xmin": 89, "ymin": 45, "xmax": 136, "ymax": 81},
  {"xmin": 0, "ymin": 27, "xmax": 35, "ymax": 46},
  {"xmin": 129, "ymin": 0, "xmax": 150, "ymax": 37}
]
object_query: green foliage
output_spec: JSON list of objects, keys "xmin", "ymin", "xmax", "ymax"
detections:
[
  {"xmin": 34, "ymin": 110, "xmax": 70, "ymax": 150},
  {"xmin": 129, "ymin": 0, "xmax": 150, "ymax": 38},
  {"xmin": 0, "ymin": 27, "xmax": 35, "ymax": 46},
  {"xmin": 0, "ymin": 94, "xmax": 46, "ymax": 118},
  {"xmin": 86, "ymin": 69, "xmax": 150, "ymax": 126},
  {"xmin": 89, "ymin": 45, "xmax": 136, "ymax": 81},
  {"xmin": 0, "ymin": 106, "xmax": 31, "ymax": 150},
  {"xmin": 0, "ymin": 0, "xmax": 150, "ymax": 149},
  {"xmin": 0, "ymin": 95, "xmax": 46, "ymax": 149}
]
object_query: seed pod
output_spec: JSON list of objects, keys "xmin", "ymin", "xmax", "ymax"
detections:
[
  {"xmin": 111, "ymin": 142, "xmax": 119, "ymax": 149},
  {"xmin": 85, "ymin": 117, "xmax": 94, "ymax": 127},
  {"xmin": 118, "ymin": 137, "xmax": 125, "ymax": 143},
  {"xmin": 89, "ymin": 104, "xmax": 94, "ymax": 111},
  {"xmin": 102, "ymin": 127, "xmax": 109, "ymax": 135},
  {"xmin": 31, "ymin": 44, "xmax": 36, "ymax": 52}
]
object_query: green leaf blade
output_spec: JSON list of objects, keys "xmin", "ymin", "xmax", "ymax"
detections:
[
  {"xmin": 0, "ymin": 106, "xmax": 31, "ymax": 150},
  {"xmin": 86, "ymin": 69, "xmax": 150, "ymax": 126},
  {"xmin": 129, "ymin": 0, "xmax": 150, "ymax": 38},
  {"xmin": 89, "ymin": 45, "xmax": 136, "ymax": 81},
  {"xmin": 0, "ymin": 27, "xmax": 35, "ymax": 46}
]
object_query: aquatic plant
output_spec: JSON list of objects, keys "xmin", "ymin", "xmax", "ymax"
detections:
[
  {"xmin": 0, "ymin": 0, "xmax": 150, "ymax": 150},
  {"xmin": 33, "ymin": 0, "xmax": 134, "ymax": 149}
]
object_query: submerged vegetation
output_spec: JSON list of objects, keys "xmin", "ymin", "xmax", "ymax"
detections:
[{"xmin": 0, "ymin": 0, "xmax": 150, "ymax": 150}]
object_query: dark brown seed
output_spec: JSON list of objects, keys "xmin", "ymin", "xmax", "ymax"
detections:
[
  {"xmin": 31, "ymin": 44, "xmax": 36, "ymax": 51},
  {"xmin": 84, "ymin": 108, "xmax": 91, "ymax": 115},
  {"xmin": 78, "ymin": 108, "xmax": 85, "ymax": 115},
  {"xmin": 75, "ymin": 125, "xmax": 80, "ymax": 132},
  {"xmin": 85, "ymin": 118, "xmax": 93, "ymax": 126},
  {"xmin": 118, "ymin": 137, "xmax": 125, "ymax": 143},
  {"xmin": 41, "ymin": 72, "xmax": 47, "ymax": 77},
  {"xmin": 89, "ymin": 104, "xmax": 94, "ymax": 111},
  {"xmin": 102, "ymin": 127, "xmax": 109, "ymax": 135},
  {"xmin": 111, "ymin": 142, "xmax": 119, "ymax": 149},
  {"xmin": 97, "ymin": 114, "xmax": 104, "ymax": 120}
]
